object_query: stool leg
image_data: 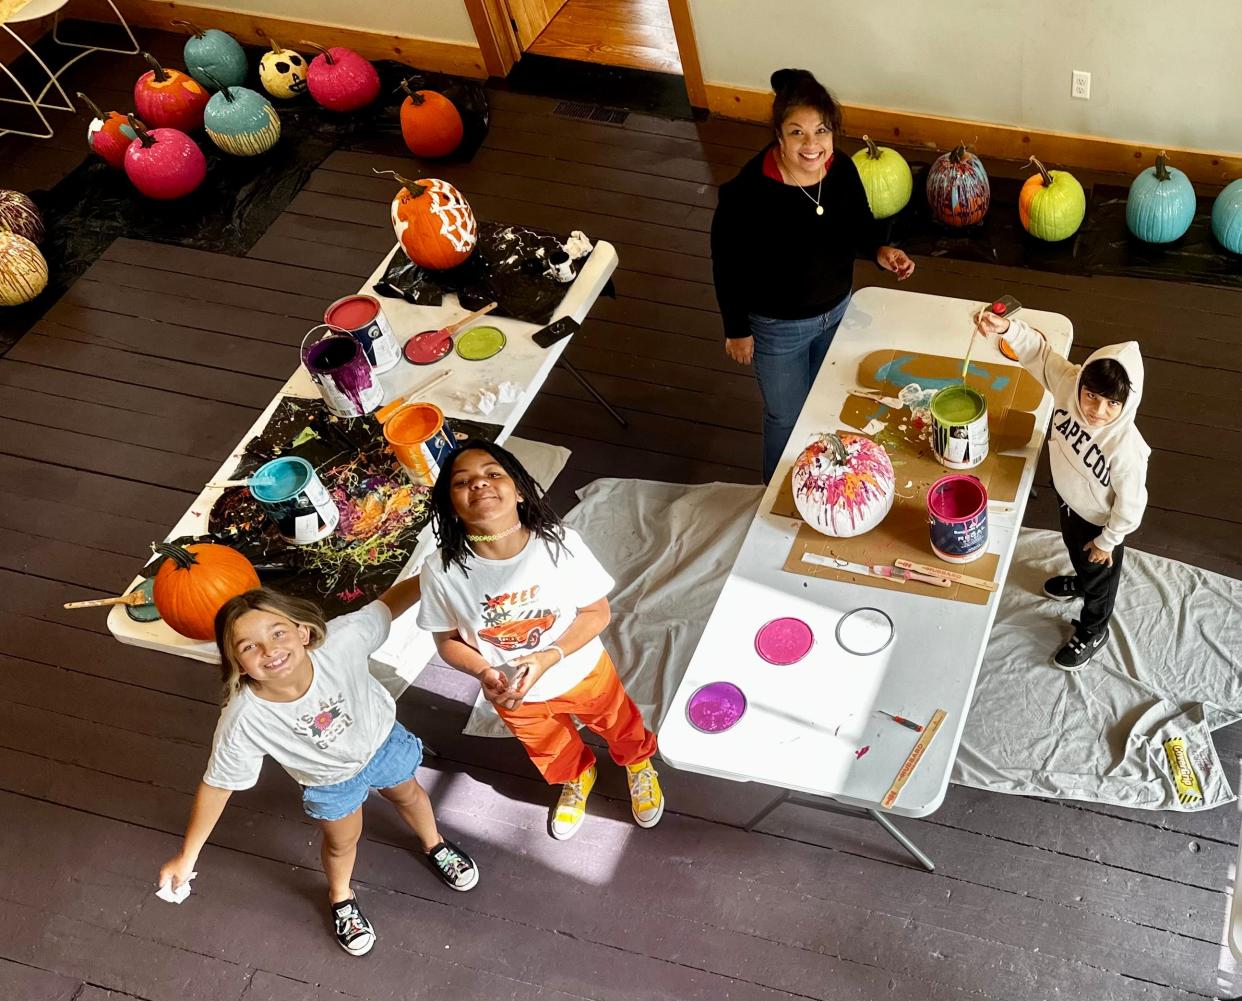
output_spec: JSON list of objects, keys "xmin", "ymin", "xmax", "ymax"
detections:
[
  {"xmin": 53, "ymin": 0, "xmax": 141, "ymax": 56},
  {"xmin": 0, "ymin": 43, "xmax": 57, "ymax": 140}
]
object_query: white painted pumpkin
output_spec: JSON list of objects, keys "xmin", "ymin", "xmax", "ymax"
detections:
[
  {"xmin": 792, "ymin": 432, "xmax": 895, "ymax": 537},
  {"xmin": 0, "ymin": 231, "xmax": 48, "ymax": 306}
]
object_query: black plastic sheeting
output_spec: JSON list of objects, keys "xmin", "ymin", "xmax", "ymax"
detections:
[
  {"xmin": 1, "ymin": 51, "xmax": 488, "ymax": 354},
  {"xmin": 374, "ymin": 221, "xmax": 604, "ymax": 325}
]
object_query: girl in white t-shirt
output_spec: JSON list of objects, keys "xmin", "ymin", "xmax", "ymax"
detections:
[
  {"xmin": 157, "ymin": 579, "xmax": 478, "ymax": 958},
  {"xmin": 419, "ymin": 439, "xmax": 664, "ymax": 841}
]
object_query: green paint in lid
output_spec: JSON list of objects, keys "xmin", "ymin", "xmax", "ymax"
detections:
[{"xmin": 455, "ymin": 325, "xmax": 506, "ymax": 361}]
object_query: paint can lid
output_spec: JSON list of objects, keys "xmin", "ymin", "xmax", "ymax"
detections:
[
  {"xmin": 455, "ymin": 325, "xmax": 506, "ymax": 361},
  {"xmin": 687, "ymin": 682, "xmax": 747, "ymax": 733},
  {"xmin": 755, "ymin": 617, "xmax": 814, "ymax": 665}
]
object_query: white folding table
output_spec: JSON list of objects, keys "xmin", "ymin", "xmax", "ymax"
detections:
[
  {"xmin": 657, "ymin": 285, "xmax": 1072, "ymax": 869},
  {"xmin": 107, "ymin": 240, "xmax": 618, "ymax": 690}
]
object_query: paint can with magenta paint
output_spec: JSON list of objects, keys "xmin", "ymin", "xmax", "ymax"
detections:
[
  {"xmin": 324, "ymin": 294, "xmax": 401, "ymax": 373},
  {"xmin": 926, "ymin": 473, "xmax": 988, "ymax": 564},
  {"xmin": 301, "ymin": 324, "xmax": 384, "ymax": 418},
  {"xmin": 382, "ymin": 401, "xmax": 458, "ymax": 486},
  {"xmin": 930, "ymin": 384, "xmax": 989, "ymax": 470},
  {"xmin": 250, "ymin": 456, "xmax": 340, "ymax": 544}
]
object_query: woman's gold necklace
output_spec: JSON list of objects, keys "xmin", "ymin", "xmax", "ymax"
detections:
[
  {"xmin": 782, "ymin": 151, "xmax": 825, "ymax": 215},
  {"xmin": 467, "ymin": 522, "xmax": 524, "ymax": 543}
]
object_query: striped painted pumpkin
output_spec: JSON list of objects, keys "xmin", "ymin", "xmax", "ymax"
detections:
[
  {"xmin": 927, "ymin": 144, "xmax": 990, "ymax": 227},
  {"xmin": 0, "ymin": 189, "xmax": 43, "ymax": 244},
  {"xmin": 0, "ymin": 231, "xmax": 48, "ymax": 306},
  {"xmin": 203, "ymin": 79, "xmax": 281, "ymax": 156}
]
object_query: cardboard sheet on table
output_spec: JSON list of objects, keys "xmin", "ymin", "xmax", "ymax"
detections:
[{"xmin": 856, "ymin": 349, "xmax": 1044, "ymax": 414}]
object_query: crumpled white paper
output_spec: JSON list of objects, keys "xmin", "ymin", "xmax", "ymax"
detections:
[
  {"xmin": 156, "ymin": 871, "xmax": 197, "ymax": 904},
  {"xmin": 565, "ymin": 230, "xmax": 593, "ymax": 259},
  {"xmin": 459, "ymin": 381, "xmax": 522, "ymax": 416}
]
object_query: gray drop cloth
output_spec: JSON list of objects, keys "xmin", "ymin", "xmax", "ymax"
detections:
[{"xmin": 462, "ymin": 478, "xmax": 1242, "ymax": 812}]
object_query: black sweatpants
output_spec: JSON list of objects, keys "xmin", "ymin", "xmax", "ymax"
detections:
[{"xmin": 1057, "ymin": 494, "xmax": 1124, "ymax": 638}]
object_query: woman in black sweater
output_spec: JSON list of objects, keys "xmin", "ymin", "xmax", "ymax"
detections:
[{"xmin": 711, "ymin": 69, "xmax": 914, "ymax": 482}]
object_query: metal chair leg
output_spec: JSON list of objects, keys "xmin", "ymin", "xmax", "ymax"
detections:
[
  {"xmin": 53, "ymin": 0, "xmax": 140, "ymax": 56},
  {"xmin": 559, "ymin": 358, "xmax": 628, "ymax": 428},
  {"xmin": 0, "ymin": 44, "xmax": 58, "ymax": 140}
]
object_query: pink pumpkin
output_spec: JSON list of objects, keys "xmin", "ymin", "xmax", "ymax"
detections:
[
  {"xmin": 133, "ymin": 52, "xmax": 208, "ymax": 132},
  {"xmin": 302, "ymin": 41, "xmax": 379, "ymax": 112},
  {"xmin": 124, "ymin": 116, "xmax": 207, "ymax": 200},
  {"xmin": 77, "ymin": 92, "xmax": 133, "ymax": 169}
]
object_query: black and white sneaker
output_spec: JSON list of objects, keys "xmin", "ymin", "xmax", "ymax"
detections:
[
  {"xmin": 331, "ymin": 896, "xmax": 376, "ymax": 956},
  {"xmin": 427, "ymin": 839, "xmax": 479, "ymax": 892},
  {"xmin": 1043, "ymin": 575, "xmax": 1080, "ymax": 601},
  {"xmin": 1053, "ymin": 625, "xmax": 1109, "ymax": 671}
]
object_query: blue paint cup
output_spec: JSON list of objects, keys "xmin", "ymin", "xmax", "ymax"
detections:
[{"xmin": 249, "ymin": 456, "xmax": 339, "ymax": 545}]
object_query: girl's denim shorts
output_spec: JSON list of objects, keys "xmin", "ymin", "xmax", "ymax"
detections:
[{"xmin": 301, "ymin": 722, "xmax": 423, "ymax": 821}]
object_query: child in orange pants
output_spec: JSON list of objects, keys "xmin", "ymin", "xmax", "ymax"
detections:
[{"xmin": 418, "ymin": 440, "xmax": 663, "ymax": 840}]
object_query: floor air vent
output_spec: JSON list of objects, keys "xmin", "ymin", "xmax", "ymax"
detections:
[{"xmin": 552, "ymin": 101, "xmax": 630, "ymax": 125}]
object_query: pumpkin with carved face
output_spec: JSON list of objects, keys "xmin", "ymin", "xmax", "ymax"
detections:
[{"xmin": 259, "ymin": 39, "xmax": 307, "ymax": 99}]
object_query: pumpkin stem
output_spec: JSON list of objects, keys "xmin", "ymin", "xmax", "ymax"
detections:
[
  {"xmin": 76, "ymin": 91, "xmax": 105, "ymax": 120},
  {"xmin": 820, "ymin": 432, "xmax": 849, "ymax": 466},
  {"xmin": 200, "ymin": 70, "xmax": 231, "ymax": 100},
  {"xmin": 399, "ymin": 78, "xmax": 426, "ymax": 105},
  {"xmin": 372, "ymin": 167, "xmax": 423, "ymax": 192},
  {"xmin": 266, "ymin": 36, "xmax": 284, "ymax": 53},
  {"xmin": 126, "ymin": 114, "xmax": 156, "ymax": 148},
  {"xmin": 170, "ymin": 18, "xmax": 206, "ymax": 38},
  {"xmin": 301, "ymin": 40, "xmax": 334, "ymax": 63},
  {"xmin": 949, "ymin": 143, "xmax": 968, "ymax": 162},
  {"xmin": 142, "ymin": 51, "xmax": 171, "ymax": 82},
  {"xmin": 1155, "ymin": 151, "xmax": 1172, "ymax": 182},
  {"xmin": 1027, "ymin": 155, "xmax": 1054, "ymax": 187},
  {"xmin": 862, "ymin": 135, "xmax": 881, "ymax": 160},
  {"xmin": 151, "ymin": 541, "xmax": 200, "ymax": 570}
]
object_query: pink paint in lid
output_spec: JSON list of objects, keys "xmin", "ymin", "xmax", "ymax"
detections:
[
  {"xmin": 755, "ymin": 617, "xmax": 814, "ymax": 665},
  {"xmin": 687, "ymin": 682, "xmax": 746, "ymax": 733}
]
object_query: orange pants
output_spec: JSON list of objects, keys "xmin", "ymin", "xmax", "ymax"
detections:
[{"xmin": 494, "ymin": 650, "xmax": 657, "ymax": 785}]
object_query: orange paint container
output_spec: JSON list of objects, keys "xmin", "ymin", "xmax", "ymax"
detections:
[{"xmin": 382, "ymin": 402, "xmax": 457, "ymax": 486}]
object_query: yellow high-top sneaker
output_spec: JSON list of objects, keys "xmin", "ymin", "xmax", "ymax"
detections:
[
  {"xmin": 550, "ymin": 762, "xmax": 597, "ymax": 840},
  {"xmin": 626, "ymin": 759, "xmax": 664, "ymax": 828}
]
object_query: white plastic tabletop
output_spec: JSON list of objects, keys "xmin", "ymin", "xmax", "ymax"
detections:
[
  {"xmin": 107, "ymin": 240, "xmax": 619, "ymax": 681},
  {"xmin": 657, "ymin": 286, "xmax": 1073, "ymax": 818}
]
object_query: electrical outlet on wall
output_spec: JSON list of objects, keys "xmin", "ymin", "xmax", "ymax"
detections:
[{"xmin": 1071, "ymin": 70, "xmax": 1091, "ymax": 100}]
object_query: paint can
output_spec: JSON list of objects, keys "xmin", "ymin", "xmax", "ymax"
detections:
[
  {"xmin": 382, "ymin": 402, "xmax": 458, "ymax": 486},
  {"xmin": 930, "ymin": 384, "xmax": 989, "ymax": 469},
  {"xmin": 301, "ymin": 324, "xmax": 383, "ymax": 418},
  {"xmin": 926, "ymin": 474, "xmax": 988, "ymax": 564},
  {"xmin": 250, "ymin": 456, "xmax": 340, "ymax": 544},
  {"xmin": 324, "ymin": 294, "xmax": 401, "ymax": 373}
]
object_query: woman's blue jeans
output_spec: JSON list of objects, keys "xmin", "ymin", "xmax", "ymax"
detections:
[{"xmin": 749, "ymin": 294, "xmax": 851, "ymax": 483}]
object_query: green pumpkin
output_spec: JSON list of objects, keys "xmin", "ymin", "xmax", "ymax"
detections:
[
  {"xmin": 1211, "ymin": 178, "xmax": 1242, "ymax": 254},
  {"xmin": 175, "ymin": 19, "xmax": 247, "ymax": 89},
  {"xmin": 1018, "ymin": 156, "xmax": 1085, "ymax": 241},
  {"xmin": 202, "ymin": 78, "xmax": 281, "ymax": 156},
  {"xmin": 851, "ymin": 135, "xmax": 912, "ymax": 220}
]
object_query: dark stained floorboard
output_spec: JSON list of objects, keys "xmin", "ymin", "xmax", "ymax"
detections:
[{"xmin": 0, "ymin": 37, "xmax": 1239, "ymax": 1001}]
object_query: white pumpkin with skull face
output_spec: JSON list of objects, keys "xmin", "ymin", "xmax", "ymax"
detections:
[{"xmin": 259, "ymin": 39, "xmax": 307, "ymax": 99}]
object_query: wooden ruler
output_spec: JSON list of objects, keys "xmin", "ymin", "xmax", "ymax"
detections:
[
  {"xmin": 895, "ymin": 559, "xmax": 997, "ymax": 593},
  {"xmin": 881, "ymin": 708, "xmax": 948, "ymax": 810}
]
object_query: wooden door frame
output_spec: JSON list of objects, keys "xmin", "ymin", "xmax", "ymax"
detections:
[{"xmin": 464, "ymin": 0, "xmax": 708, "ymax": 110}]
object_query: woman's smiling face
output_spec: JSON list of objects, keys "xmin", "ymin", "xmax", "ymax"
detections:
[{"xmin": 778, "ymin": 105, "xmax": 834, "ymax": 177}]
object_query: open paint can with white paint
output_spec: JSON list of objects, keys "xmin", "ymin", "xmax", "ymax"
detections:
[{"xmin": 930, "ymin": 385, "xmax": 988, "ymax": 469}]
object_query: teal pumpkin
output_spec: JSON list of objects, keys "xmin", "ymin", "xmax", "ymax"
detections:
[
  {"xmin": 1126, "ymin": 152, "xmax": 1196, "ymax": 243},
  {"xmin": 174, "ymin": 19, "xmax": 247, "ymax": 89},
  {"xmin": 1211, "ymin": 178, "xmax": 1242, "ymax": 254},
  {"xmin": 202, "ymin": 77, "xmax": 281, "ymax": 155},
  {"xmin": 851, "ymin": 135, "xmax": 912, "ymax": 219}
]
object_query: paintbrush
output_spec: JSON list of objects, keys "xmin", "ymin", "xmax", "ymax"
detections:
[
  {"xmin": 852, "ymin": 388, "xmax": 903, "ymax": 409},
  {"xmin": 877, "ymin": 710, "xmax": 924, "ymax": 732},
  {"xmin": 870, "ymin": 564, "xmax": 952, "ymax": 587},
  {"xmin": 895, "ymin": 559, "xmax": 998, "ymax": 592},
  {"xmin": 206, "ymin": 475, "xmax": 278, "ymax": 490},
  {"xmin": 64, "ymin": 591, "xmax": 151, "ymax": 609},
  {"xmin": 374, "ymin": 369, "xmax": 453, "ymax": 424}
]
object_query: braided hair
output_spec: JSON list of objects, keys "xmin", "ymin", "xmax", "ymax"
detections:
[{"xmin": 429, "ymin": 438, "xmax": 566, "ymax": 576}]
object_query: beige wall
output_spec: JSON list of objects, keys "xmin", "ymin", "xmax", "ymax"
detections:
[
  {"xmin": 203, "ymin": 0, "xmax": 478, "ymax": 43},
  {"xmin": 688, "ymin": 0, "xmax": 1242, "ymax": 154}
]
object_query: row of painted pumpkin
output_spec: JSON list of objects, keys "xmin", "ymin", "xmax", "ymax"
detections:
[
  {"xmin": 852, "ymin": 139, "xmax": 1242, "ymax": 252},
  {"xmin": 0, "ymin": 191, "xmax": 48, "ymax": 306}
]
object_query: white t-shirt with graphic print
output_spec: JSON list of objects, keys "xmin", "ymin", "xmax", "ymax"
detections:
[
  {"xmin": 203, "ymin": 601, "xmax": 397, "ymax": 790},
  {"xmin": 417, "ymin": 527, "xmax": 614, "ymax": 703}
]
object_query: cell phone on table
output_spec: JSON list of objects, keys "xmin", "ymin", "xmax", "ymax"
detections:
[{"xmin": 533, "ymin": 316, "xmax": 579, "ymax": 349}]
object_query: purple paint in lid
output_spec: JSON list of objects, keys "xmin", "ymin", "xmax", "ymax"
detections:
[
  {"xmin": 755, "ymin": 616, "xmax": 814, "ymax": 665},
  {"xmin": 687, "ymin": 682, "xmax": 746, "ymax": 734}
]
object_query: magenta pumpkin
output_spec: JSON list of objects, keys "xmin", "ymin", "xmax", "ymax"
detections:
[
  {"xmin": 302, "ymin": 41, "xmax": 379, "ymax": 112},
  {"xmin": 124, "ymin": 116, "xmax": 207, "ymax": 200},
  {"xmin": 77, "ymin": 91, "xmax": 133, "ymax": 170},
  {"xmin": 133, "ymin": 52, "xmax": 208, "ymax": 132},
  {"xmin": 0, "ymin": 190, "xmax": 44, "ymax": 245}
]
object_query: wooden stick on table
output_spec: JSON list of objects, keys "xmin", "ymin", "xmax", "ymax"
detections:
[
  {"xmin": 881, "ymin": 708, "xmax": 947, "ymax": 810},
  {"xmin": 375, "ymin": 369, "xmax": 453, "ymax": 424},
  {"xmin": 64, "ymin": 592, "xmax": 149, "ymax": 609}
]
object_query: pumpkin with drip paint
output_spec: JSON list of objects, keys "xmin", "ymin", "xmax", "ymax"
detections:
[
  {"xmin": 926, "ymin": 144, "xmax": 990, "ymax": 227},
  {"xmin": 77, "ymin": 92, "xmax": 133, "ymax": 169},
  {"xmin": 124, "ymin": 116, "xmax": 207, "ymax": 200},
  {"xmin": 303, "ymin": 41, "xmax": 379, "ymax": 112},
  {"xmin": 399, "ymin": 80, "xmax": 463, "ymax": 158},
  {"xmin": 173, "ymin": 19, "xmax": 247, "ymax": 89},
  {"xmin": 0, "ymin": 231, "xmax": 48, "ymax": 306},
  {"xmin": 258, "ymin": 38, "xmax": 307, "ymax": 99},
  {"xmin": 1018, "ymin": 156, "xmax": 1085, "ymax": 242},
  {"xmin": 134, "ymin": 52, "xmax": 208, "ymax": 131},
  {"xmin": 792, "ymin": 432, "xmax": 895, "ymax": 538},
  {"xmin": 851, "ymin": 135, "xmax": 912, "ymax": 220},
  {"xmin": 0, "ymin": 190, "xmax": 44, "ymax": 244},
  {"xmin": 202, "ymin": 75, "xmax": 281, "ymax": 156},
  {"xmin": 380, "ymin": 170, "xmax": 477, "ymax": 270},
  {"xmin": 151, "ymin": 541, "xmax": 260, "ymax": 640},
  {"xmin": 1126, "ymin": 152, "xmax": 1196, "ymax": 244},
  {"xmin": 1211, "ymin": 178, "xmax": 1242, "ymax": 254}
]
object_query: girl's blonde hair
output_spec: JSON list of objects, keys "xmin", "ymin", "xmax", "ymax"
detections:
[{"xmin": 214, "ymin": 587, "xmax": 327, "ymax": 702}]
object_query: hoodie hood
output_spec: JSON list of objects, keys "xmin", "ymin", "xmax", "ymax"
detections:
[{"xmin": 1073, "ymin": 340, "xmax": 1144, "ymax": 446}]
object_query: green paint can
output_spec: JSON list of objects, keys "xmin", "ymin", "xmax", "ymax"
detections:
[{"xmin": 930, "ymin": 385, "xmax": 988, "ymax": 469}]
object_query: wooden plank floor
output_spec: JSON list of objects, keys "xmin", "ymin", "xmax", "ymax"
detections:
[
  {"xmin": 528, "ymin": 0, "xmax": 683, "ymax": 75},
  {"xmin": 2, "ymin": 56, "xmax": 1242, "ymax": 1001}
]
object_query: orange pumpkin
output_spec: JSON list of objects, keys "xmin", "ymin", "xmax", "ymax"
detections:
[
  {"xmin": 381, "ymin": 170, "xmax": 477, "ymax": 270},
  {"xmin": 398, "ymin": 80, "xmax": 463, "ymax": 158},
  {"xmin": 134, "ymin": 52, "xmax": 208, "ymax": 132},
  {"xmin": 151, "ymin": 541, "xmax": 260, "ymax": 640}
]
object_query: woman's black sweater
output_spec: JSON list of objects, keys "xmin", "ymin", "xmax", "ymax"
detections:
[{"xmin": 710, "ymin": 147, "xmax": 882, "ymax": 340}]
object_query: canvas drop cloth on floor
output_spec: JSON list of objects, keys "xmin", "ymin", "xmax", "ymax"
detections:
[{"xmin": 462, "ymin": 479, "xmax": 1242, "ymax": 812}]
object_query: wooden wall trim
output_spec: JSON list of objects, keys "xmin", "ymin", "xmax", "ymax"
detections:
[
  {"xmin": 666, "ymin": 0, "xmax": 705, "ymax": 109},
  {"xmin": 705, "ymin": 82, "xmax": 1242, "ymax": 187},
  {"xmin": 76, "ymin": 0, "xmax": 488, "ymax": 78},
  {"xmin": 463, "ymin": 0, "xmax": 518, "ymax": 77}
]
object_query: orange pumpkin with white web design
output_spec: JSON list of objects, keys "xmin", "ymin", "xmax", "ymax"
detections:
[{"xmin": 378, "ymin": 170, "xmax": 477, "ymax": 270}]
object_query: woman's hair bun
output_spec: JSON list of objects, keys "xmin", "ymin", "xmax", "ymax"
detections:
[{"xmin": 770, "ymin": 68, "xmax": 807, "ymax": 94}]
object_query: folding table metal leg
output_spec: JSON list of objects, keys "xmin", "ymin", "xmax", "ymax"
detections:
[
  {"xmin": 558, "ymin": 358, "xmax": 628, "ymax": 427},
  {"xmin": 868, "ymin": 808, "xmax": 935, "ymax": 872}
]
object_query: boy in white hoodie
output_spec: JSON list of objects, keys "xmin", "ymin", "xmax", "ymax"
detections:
[{"xmin": 975, "ymin": 310, "xmax": 1150, "ymax": 670}]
